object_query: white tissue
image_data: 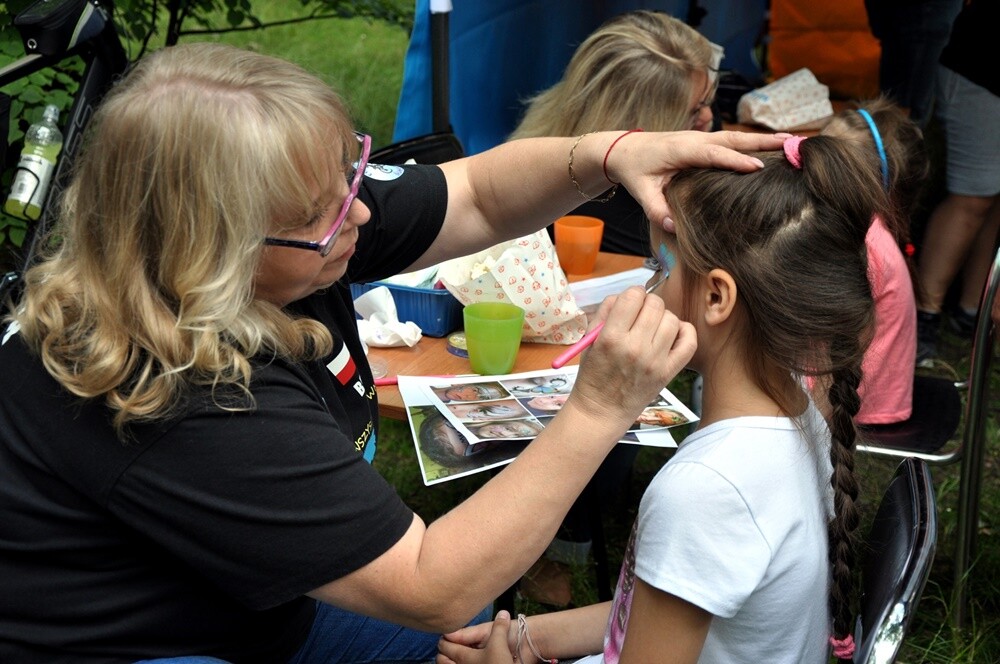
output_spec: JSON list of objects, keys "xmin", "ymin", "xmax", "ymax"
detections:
[{"xmin": 354, "ymin": 286, "xmax": 423, "ymax": 347}]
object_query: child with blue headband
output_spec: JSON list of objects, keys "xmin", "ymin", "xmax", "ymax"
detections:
[{"xmin": 820, "ymin": 97, "xmax": 930, "ymax": 424}]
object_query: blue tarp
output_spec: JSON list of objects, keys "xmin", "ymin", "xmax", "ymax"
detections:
[{"xmin": 393, "ymin": 0, "xmax": 767, "ymax": 155}]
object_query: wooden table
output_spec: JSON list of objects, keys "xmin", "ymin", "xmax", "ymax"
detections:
[{"xmin": 372, "ymin": 252, "xmax": 644, "ymax": 420}]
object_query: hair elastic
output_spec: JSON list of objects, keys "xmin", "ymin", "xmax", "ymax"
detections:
[
  {"xmin": 830, "ymin": 634, "xmax": 856, "ymax": 659},
  {"xmin": 856, "ymin": 108, "xmax": 890, "ymax": 191},
  {"xmin": 603, "ymin": 128, "xmax": 643, "ymax": 184},
  {"xmin": 783, "ymin": 136, "xmax": 805, "ymax": 169}
]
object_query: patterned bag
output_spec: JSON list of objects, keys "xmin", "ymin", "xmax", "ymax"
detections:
[
  {"xmin": 737, "ymin": 68, "xmax": 834, "ymax": 131},
  {"xmin": 438, "ymin": 229, "xmax": 588, "ymax": 345}
]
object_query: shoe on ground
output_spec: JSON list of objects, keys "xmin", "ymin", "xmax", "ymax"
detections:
[
  {"xmin": 916, "ymin": 310, "xmax": 941, "ymax": 367},
  {"xmin": 947, "ymin": 306, "xmax": 977, "ymax": 338}
]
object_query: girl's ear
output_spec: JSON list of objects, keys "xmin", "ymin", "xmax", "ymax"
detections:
[{"xmin": 702, "ymin": 268, "xmax": 737, "ymax": 327}]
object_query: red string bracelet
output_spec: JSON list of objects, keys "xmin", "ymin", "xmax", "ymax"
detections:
[{"xmin": 603, "ymin": 128, "xmax": 644, "ymax": 184}]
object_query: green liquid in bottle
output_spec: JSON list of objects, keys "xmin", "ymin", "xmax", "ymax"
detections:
[{"xmin": 5, "ymin": 105, "xmax": 64, "ymax": 221}]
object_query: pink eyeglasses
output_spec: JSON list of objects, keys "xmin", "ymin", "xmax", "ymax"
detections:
[{"xmin": 264, "ymin": 132, "xmax": 371, "ymax": 257}]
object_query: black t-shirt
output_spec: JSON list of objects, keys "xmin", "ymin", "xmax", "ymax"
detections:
[{"xmin": 0, "ymin": 164, "xmax": 447, "ymax": 663}]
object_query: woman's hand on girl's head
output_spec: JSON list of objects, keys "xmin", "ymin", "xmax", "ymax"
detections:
[
  {"xmin": 605, "ymin": 130, "xmax": 786, "ymax": 233},
  {"xmin": 570, "ymin": 286, "xmax": 696, "ymax": 432}
]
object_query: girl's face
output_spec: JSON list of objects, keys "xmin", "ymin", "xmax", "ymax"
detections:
[
  {"xmin": 445, "ymin": 385, "xmax": 500, "ymax": 402},
  {"xmin": 475, "ymin": 421, "xmax": 540, "ymax": 438},
  {"xmin": 527, "ymin": 394, "xmax": 570, "ymax": 411}
]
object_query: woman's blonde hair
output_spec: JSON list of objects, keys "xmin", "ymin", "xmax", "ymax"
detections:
[
  {"xmin": 13, "ymin": 42, "xmax": 357, "ymax": 434},
  {"xmin": 509, "ymin": 11, "xmax": 714, "ymax": 139}
]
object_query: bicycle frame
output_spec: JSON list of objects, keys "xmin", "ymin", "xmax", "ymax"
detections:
[{"xmin": 0, "ymin": 0, "xmax": 128, "ymax": 304}]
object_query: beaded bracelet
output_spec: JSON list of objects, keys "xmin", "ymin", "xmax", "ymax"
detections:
[
  {"xmin": 514, "ymin": 613, "xmax": 557, "ymax": 664},
  {"xmin": 567, "ymin": 132, "xmax": 618, "ymax": 203}
]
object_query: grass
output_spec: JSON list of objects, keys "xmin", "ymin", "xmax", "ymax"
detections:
[{"xmin": 170, "ymin": 2, "xmax": 410, "ymax": 149}]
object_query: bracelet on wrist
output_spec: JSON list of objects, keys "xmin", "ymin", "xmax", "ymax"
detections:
[
  {"xmin": 514, "ymin": 613, "xmax": 557, "ymax": 664},
  {"xmin": 602, "ymin": 128, "xmax": 644, "ymax": 184},
  {"xmin": 567, "ymin": 132, "xmax": 618, "ymax": 203}
]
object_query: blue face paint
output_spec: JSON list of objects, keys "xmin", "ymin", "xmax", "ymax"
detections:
[{"xmin": 658, "ymin": 242, "xmax": 676, "ymax": 275}]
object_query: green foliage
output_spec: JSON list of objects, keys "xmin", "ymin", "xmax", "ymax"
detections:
[
  {"xmin": 0, "ymin": 0, "xmax": 411, "ymax": 271},
  {"xmin": 111, "ymin": 0, "xmax": 412, "ymax": 52},
  {"xmin": 0, "ymin": 4, "xmax": 83, "ymax": 262}
]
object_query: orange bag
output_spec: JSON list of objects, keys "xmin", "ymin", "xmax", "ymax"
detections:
[{"xmin": 769, "ymin": 0, "xmax": 880, "ymax": 100}]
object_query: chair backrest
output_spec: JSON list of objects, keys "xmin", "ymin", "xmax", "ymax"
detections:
[
  {"xmin": 369, "ymin": 131, "xmax": 464, "ymax": 166},
  {"xmin": 854, "ymin": 458, "xmax": 937, "ymax": 664}
]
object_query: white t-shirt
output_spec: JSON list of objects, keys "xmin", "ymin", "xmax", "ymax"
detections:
[{"xmin": 579, "ymin": 403, "xmax": 834, "ymax": 664}]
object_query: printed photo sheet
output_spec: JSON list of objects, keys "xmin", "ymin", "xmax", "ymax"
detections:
[{"xmin": 398, "ymin": 367, "xmax": 698, "ymax": 486}]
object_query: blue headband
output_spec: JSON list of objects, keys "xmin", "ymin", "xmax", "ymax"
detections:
[{"xmin": 856, "ymin": 109, "xmax": 889, "ymax": 191}]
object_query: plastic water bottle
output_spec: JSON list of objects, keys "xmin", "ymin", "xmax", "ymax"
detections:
[{"xmin": 4, "ymin": 104, "xmax": 63, "ymax": 221}]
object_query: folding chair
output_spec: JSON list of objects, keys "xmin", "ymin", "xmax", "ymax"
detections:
[
  {"xmin": 853, "ymin": 458, "xmax": 937, "ymax": 664},
  {"xmin": 857, "ymin": 244, "xmax": 1000, "ymax": 627}
]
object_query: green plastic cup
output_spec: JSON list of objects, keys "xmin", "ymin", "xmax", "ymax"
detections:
[{"xmin": 462, "ymin": 302, "xmax": 526, "ymax": 375}]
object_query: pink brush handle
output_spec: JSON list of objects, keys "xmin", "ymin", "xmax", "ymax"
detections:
[{"xmin": 551, "ymin": 321, "xmax": 605, "ymax": 369}]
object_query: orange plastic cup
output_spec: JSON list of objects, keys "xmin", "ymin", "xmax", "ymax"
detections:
[{"xmin": 554, "ymin": 215, "xmax": 604, "ymax": 275}]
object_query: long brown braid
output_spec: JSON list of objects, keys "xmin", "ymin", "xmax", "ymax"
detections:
[{"xmin": 666, "ymin": 135, "xmax": 889, "ymax": 657}]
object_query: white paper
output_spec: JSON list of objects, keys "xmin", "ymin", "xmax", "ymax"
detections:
[{"xmin": 569, "ymin": 267, "xmax": 655, "ymax": 313}]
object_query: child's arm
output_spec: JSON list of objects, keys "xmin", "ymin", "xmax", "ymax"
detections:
[
  {"xmin": 618, "ymin": 578, "xmax": 712, "ymax": 664},
  {"xmin": 438, "ymin": 602, "xmax": 611, "ymax": 663}
]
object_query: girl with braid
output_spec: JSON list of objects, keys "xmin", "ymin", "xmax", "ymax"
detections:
[{"xmin": 438, "ymin": 135, "xmax": 888, "ymax": 664}]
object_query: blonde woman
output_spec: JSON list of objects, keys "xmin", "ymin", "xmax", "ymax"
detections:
[
  {"xmin": 0, "ymin": 42, "xmax": 781, "ymax": 662},
  {"xmin": 511, "ymin": 10, "xmax": 722, "ymax": 256}
]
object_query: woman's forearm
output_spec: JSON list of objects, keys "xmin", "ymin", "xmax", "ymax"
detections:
[
  {"xmin": 410, "ymin": 130, "xmax": 782, "ymax": 272},
  {"xmin": 460, "ymin": 134, "xmax": 618, "ymax": 239},
  {"xmin": 414, "ymin": 402, "xmax": 625, "ymax": 625}
]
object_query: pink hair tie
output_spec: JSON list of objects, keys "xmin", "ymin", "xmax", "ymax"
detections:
[
  {"xmin": 783, "ymin": 135, "xmax": 806, "ymax": 169},
  {"xmin": 830, "ymin": 634, "xmax": 855, "ymax": 658}
]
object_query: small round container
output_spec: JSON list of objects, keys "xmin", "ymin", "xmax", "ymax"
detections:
[
  {"xmin": 447, "ymin": 331, "xmax": 469, "ymax": 358},
  {"xmin": 368, "ymin": 356, "xmax": 389, "ymax": 379}
]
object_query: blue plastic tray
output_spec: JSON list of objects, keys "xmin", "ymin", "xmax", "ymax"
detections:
[{"xmin": 350, "ymin": 281, "xmax": 464, "ymax": 338}]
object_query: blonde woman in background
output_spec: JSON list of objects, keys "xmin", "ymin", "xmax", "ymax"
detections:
[{"xmin": 511, "ymin": 10, "xmax": 722, "ymax": 257}]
